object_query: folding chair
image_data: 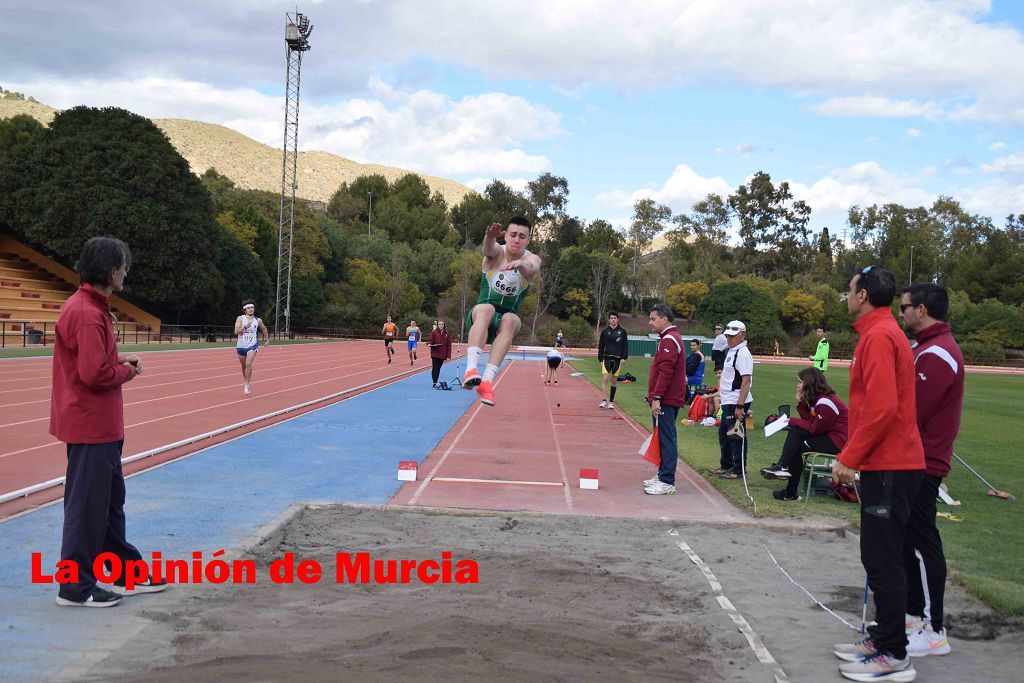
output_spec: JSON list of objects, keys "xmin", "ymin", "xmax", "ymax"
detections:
[{"xmin": 801, "ymin": 452, "xmax": 861, "ymax": 504}]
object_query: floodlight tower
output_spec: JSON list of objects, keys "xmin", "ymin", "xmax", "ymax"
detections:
[{"xmin": 275, "ymin": 11, "xmax": 313, "ymax": 336}]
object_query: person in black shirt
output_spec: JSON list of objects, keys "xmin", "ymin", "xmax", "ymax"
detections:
[{"xmin": 597, "ymin": 312, "xmax": 629, "ymax": 409}]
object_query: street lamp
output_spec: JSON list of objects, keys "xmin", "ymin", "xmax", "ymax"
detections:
[{"xmin": 368, "ymin": 191, "xmax": 373, "ymax": 237}]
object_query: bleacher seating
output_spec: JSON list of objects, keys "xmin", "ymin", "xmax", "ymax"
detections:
[{"xmin": 0, "ymin": 239, "xmax": 160, "ymax": 346}]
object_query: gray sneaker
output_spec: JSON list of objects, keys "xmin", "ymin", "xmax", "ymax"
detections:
[
  {"xmin": 834, "ymin": 637, "xmax": 876, "ymax": 662},
  {"xmin": 644, "ymin": 480, "xmax": 676, "ymax": 495},
  {"xmin": 838, "ymin": 651, "xmax": 916, "ymax": 681}
]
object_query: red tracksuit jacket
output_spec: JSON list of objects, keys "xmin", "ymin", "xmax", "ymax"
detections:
[
  {"xmin": 647, "ymin": 325, "xmax": 687, "ymax": 407},
  {"xmin": 838, "ymin": 306, "xmax": 924, "ymax": 472},
  {"xmin": 912, "ymin": 322, "xmax": 965, "ymax": 477}
]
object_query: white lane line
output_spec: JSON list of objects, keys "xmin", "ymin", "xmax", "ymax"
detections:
[
  {"xmin": 544, "ymin": 374, "xmax": 574, "ymax": 511},
  {"xmin": 670, "ymin": 529, "xmax": 789, "ymax": 683},
  {"xmin": 431, "ymin": 477, "xmax": 564, "ymax": 487},
  {"xmin": 407, "ymin": 361, "xmax": 513, "ymax": 506}
]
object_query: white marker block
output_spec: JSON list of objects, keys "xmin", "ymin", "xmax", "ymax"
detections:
[
  {"xmin": 579, "ymin": 468, "xmax": 599, "ymax": 490},
  {"xmin": 398, "ymin": 460, "xmax": 418, "ymax": 481}
]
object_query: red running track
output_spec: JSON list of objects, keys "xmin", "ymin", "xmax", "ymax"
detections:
[
  {"xmin": 392, "ymin": 359, "xmax": 746, "ymax": 521},
  {"xmin": 0, "ymin": 341, "xmax": 450, "ymax": 517}
]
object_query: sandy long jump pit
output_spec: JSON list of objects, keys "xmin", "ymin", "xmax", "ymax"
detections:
[{"xmin": 80, "ymin": 505, "xmax": 1023, "ymax": 682}]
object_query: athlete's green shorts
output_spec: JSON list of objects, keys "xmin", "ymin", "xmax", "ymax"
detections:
[{"xmin": 465, "ymin": 305, "xmax": 517, "ymax": 345}]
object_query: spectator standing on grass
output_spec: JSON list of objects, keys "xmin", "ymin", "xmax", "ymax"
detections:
[
  {"xmin": 643, "ymin": 303, "xmax": 686, "ymax": 495},
  {"xmin": 899, "ymin": 283, "xmax": 964, "ymax": 659},
  {"xmin": 710, "ymin": 323, "xmax": 727, "ymax": 371},
  {"xmin": 760, "ymin": 367, "xmax": 848, "ymax": 501},
  {"xmin": 50, "ymin": 236, "xmax": 167, "ymax": 607},
  {"xmin": 710, "ymin": 321, "xmax": 753, "ymax": 480},
  {"xmin": 832, "ymin": 266, "xmax": 924, "ymax": 682},
  {"xmin": 428, "ymin": 320, "xmax": 452, "ymax": 387},
  {"xmin": 810, "ymin": 326, "xmax": 830, "ymax": 371},
  {"xmin": 597, "ymin": 312, "xmax": 629, "ymax": 410}
]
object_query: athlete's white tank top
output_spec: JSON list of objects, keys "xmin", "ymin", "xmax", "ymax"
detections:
[{"xmin": 237, "ymin": 316, "xmax": 261, "ymax": 348}]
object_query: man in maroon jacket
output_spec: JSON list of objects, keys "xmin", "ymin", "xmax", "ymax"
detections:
[
  {"xmin": 899, "ymin": 283, "xmax": 964, "ymax": 658},
  {"xmin": 643, "ymin": 303, "xmax": 687, "ymax": 495},
  {"xmin": 51, "ymin": 236, "xmax": 166, "ymax": 607}
]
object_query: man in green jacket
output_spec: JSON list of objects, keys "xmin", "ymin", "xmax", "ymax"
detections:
[{"xmin": 809, "ymin": 326, "xmax": 830, "ymax": 371}]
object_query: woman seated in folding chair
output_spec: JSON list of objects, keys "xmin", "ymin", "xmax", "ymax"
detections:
[{"xmin": 760, "ymin": 367, "xmax": 849, "ymax": 501}]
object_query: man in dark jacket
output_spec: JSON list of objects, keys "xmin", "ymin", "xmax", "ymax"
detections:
[
  {"xmin": 51, "ymin": 236, "xmax": 167, "ymax": 607},
  {"xmin": 899, "ymin": 283, "xmax": 964, "ymax": 658},
  {"xmin": 597, "ymin": 312, "xmax": 629, "ymax": 409},
  {"xmin": 643, "ymin": 303, "xmax": 686, "ymax": 495}
]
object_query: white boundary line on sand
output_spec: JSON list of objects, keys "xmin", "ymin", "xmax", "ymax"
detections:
[{"xmin": 669, "ymin": 528, "xmax": 790, "ymax": 683}]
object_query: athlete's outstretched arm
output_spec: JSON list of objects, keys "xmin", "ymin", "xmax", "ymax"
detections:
[
  {"xmin": 233, "ymin": 315, "xmax": 244, "ymax": 335},
  {"xmin": 500, "ymin": 252, "xmax": 542, "ymax": 281},
  {"xmin": 482, "ymin": 222, "xmax": 503, "ymax": 260}
]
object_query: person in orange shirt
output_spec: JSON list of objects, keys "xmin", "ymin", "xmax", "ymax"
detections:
[
  {"xmin": 832, "ymin": 266, "xmax": 925, "ymax": 682},
  {"xmin": 382, "ymin": 316, "xmax": 398, "ymax": 364}
]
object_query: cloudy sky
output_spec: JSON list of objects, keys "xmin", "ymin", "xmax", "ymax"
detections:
[{"xmin": 3, "ymin": 0, "xmax": 1024, "ymax": 234}]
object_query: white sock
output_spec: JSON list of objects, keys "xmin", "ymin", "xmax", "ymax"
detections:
[
  {"xmin": 483, "ymin": 363, "xmax": 499, "ymax": 382},
  {"xmin": 467, "ymin": 346, "xmax": 482, "ymax": 371}
]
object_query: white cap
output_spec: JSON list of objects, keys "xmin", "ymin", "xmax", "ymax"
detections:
[{"xmin": 724, "ymin": 320, "xmax": 746, "ymax": 336}]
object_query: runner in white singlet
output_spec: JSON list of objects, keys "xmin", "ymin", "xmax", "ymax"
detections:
[{"xmin": 234, "ymin": 300, "xmax": 270, "ymax": 395}]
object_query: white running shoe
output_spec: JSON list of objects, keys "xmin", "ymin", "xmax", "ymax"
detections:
[
  {"xmin": 599, "ymin": 400, "xmax": 608, "ymax": 409},
  {"xmin": 642, "ymin": 476, "xmax": 660, "ymax": 487},
  {"xmin": 644, "ymin": 480, "xmax": 676, "ymax": 495},
  {"xmin": 905, "ymin": 614, "xmax": 926, "ymax": 634},
  {"xmin": 605, "ymin": 402, "xmax": 615, "ymax": 410},
  {"xmin": 837, "ymin": 651, "xmax": 916, "ymax": 681},
  {"xmin": 907, "ymin": 624, "xmax": 950, "ymax": 657},
  {"xmin": 243, "ymin": 384, "xmax": 251, "ymax": 395}
]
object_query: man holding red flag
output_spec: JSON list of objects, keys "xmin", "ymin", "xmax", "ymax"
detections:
[{"xmin": 643, "ymin": 303, "xmax": 687, "ymax": 495}]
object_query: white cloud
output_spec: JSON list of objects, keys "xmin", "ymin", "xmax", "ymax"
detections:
[
  {"xmin": 5, "ymin": 76, "xmax": 561, "ymax": 176},
  {"xmin": 989, "ymin": 141, "xmax": 1006, "ymax": 150},
  {"xmin": 907, "ymin": 128, "xmax": 923, "ymax": 138},
  {"xmin": 788, "ymin": 162, "xmax": 934, "ymax": 216},
  {"xmin": 465, "ymin": 177, "xmax": 530, "ymax": 194},
  {"xmin": 815, "ymin": 96, "xmax": 944, "ymax": 118},
  {"xmin": 594, "ymin": 164, "xmax": 732, "ymax": 215},
  {"xmin": 981, "ymin": 153, "xmax": 1024, "ymax": 175},
  {"xmin": 957, "ymin": 182, "xmax": 1024, "ymax": 219}
]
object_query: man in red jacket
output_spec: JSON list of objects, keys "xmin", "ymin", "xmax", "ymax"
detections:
[
  {"xmin": 899, "ymin": 283, "xmax": 964, "ymax": 658},
  {"xmin": 51, "ymin": 236, "xmax": 166, "ymax": 607},
  {"xmin": 643, "ymin": 303, "xmax": 687, "ymax": 495},
  {"xmin": 832, "ymin": 266, "xmax": 925, "ymax": 681}
]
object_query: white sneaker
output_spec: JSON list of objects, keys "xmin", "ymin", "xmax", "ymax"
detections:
[
  {"xmin": 642, "ymin": 476, "xmax": 660, "ymax": 487},
  {"xmin": 605, "ymin": 402, "xmax": 615, "ymax": 410},
  {"xmin": 644, "ymin": 480, "xmax": 676, "ymax": 495},
  {"xmin": 907, "ymin": 624, "xmax": 950, "ymax": 657},
  {"xmin": 599, "ymin": 400, "xmax": 608, "ymax": 409},
  {"xmin": 243, "ymin": 384, "xmax": 251, "ymax": 395},
  {"xmin": 837, "ymin": 651, "xmax": 915, "ymax": 681},
  {"xmin": 905, "ymin": 614, "xmax": 927, "ymax": 635}
]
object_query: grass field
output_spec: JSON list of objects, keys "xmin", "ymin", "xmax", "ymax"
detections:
[
  {"xmin": 0, "ymin": 337, "xmax": 334, "ymax": 359},
  {"xmin": 572, "ymin": 356, "xmax": 1024, "ymax": 616}
]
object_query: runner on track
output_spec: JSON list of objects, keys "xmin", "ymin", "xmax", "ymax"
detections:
[
  {"xmin": 406, "ymin": 320, "xmax": 421, "ymax": 365},
  {"xmin": 461, "ymin": 217, "xmax": 542, "ymax": 406},
  {"xmin": 382, "ymin": 316, "xmax": 398, "ymax": 364},
  {"xmin": 234, "ymin": 300, "xmax": 269, "ymax": 395}
]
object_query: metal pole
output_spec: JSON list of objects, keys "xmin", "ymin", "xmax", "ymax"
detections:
[
  {"xmin": 368, "ymin": 191, "xmax": 373, "ymax": 237},
  {"xmin": 909, "ymin": 245, "xmax": 914, "ymax": 285}
]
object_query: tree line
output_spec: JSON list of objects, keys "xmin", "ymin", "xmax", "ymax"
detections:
[{"xmin": 0, "ymin": 106, "xmax": 1021, "ymax": 363}]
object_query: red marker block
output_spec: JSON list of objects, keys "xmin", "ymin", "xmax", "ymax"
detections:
[
  {"xmin": 579, "ymin": 468, "xmax": 599, "ymax": 490},
  {"xmin": 398, "ymin": 460, "xmax": 418, "ymax": 481}
]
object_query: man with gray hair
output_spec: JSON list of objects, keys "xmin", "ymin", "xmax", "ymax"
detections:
[
  {"xmin": 643, "ymin": 303, "xmax": 687, "ymax": 495},
  {"xmin": 711, "ymin": 320, "xmax": 754, "ymax": 480}
]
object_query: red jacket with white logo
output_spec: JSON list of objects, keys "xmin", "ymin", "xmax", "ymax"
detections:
[
  {"xmin": 912, "ymin": 322, "xmax": 964, "ymax": 477},
  {"xmin": 838, "ymin": 306, "xmax": 924, "ymax": 472},
  {"xmin": 647, "ymin": 325, "xmax": 687, "ymax": 407},
  {"xmin": 50, "ymin": 284, "xmax": 134, "ymax": 444}
]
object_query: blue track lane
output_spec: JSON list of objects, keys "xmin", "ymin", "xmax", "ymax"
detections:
[{"xmin": 0, "ymin": 359, "xmax": 480, "ymax": 682}]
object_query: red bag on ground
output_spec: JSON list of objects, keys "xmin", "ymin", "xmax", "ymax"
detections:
[{"xmin": 687, "ymin": 396, "xmax": 707, "ymax": 421}]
